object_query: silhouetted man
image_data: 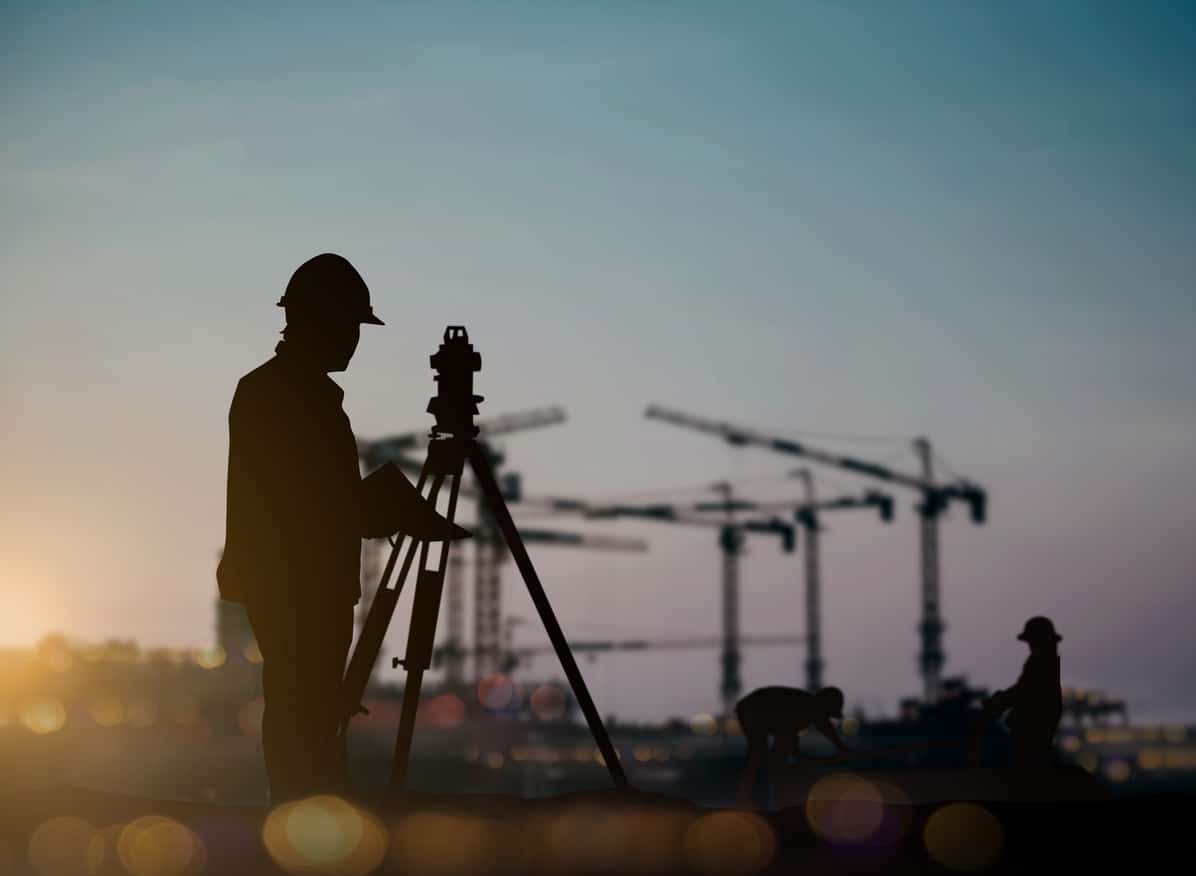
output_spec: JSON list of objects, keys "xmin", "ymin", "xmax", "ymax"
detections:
[
  {"xmin": 217, "ymin": 253, "xmax": 405, "ymax": 803},
  {"xmin": 982, "ymin": 616, "xmax": 1064, "ymax": 769},
  {"xmin": 735, "ymin": 686, "xmax": 850, "ymax": 804}
]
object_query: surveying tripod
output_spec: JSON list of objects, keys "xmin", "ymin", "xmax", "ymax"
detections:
[{"xmin": 337, "ymin": 326, "xmax": 629, "ymax": 796}]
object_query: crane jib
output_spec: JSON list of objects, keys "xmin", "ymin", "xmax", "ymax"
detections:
[{"xmin": 840, "ymin": 458, "xmax": 895, "ymax": 480}]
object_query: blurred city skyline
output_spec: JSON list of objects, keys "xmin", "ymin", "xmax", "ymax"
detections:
[{"xmin": 3, "ymin": 2, "xmax": 1194, "ymax": 724}]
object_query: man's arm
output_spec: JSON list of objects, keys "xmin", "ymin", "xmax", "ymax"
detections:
[
  {"xmin": 218, "ymin": 381, "xmax": 263, "ymax": 602},
  {"xmin": 815, "ymin": 717, "xmax": 851, "ymax": 753},
  {"xmin": 984, "ymin": 666, "xmax": 1028, "ymax": 715},
  {"xmin": 217, "ymin": 378, "xmax": 301, "ymax": 602}
]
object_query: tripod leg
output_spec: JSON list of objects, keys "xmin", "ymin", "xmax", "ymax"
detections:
[
  {"xmin": 388, "ymin": 462, "xmax": 466, "ymax": 796},
  {"xmin": 467, "ymin": 442, "xmax": 630, "ymax": 791},
  {"xmin": 340, "ymin": 472, "xmax": 446, "ymax": 726},
  {"xmin": 327, "ymin": 467, "xmax": 446, "ymax": 797}
]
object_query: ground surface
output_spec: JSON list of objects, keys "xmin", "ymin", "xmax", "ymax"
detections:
[{"xmin": 0, "ymin": 773, "xmax": 1191, "ymax": 875}]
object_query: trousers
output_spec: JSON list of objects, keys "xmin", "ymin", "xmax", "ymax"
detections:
[{"xmin": 246, "ymin": 597, "xmax": 355, "ymax": 804}]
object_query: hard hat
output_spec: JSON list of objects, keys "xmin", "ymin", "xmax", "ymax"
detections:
[
  {"xmin": 1017, "ymin": 616, "xmax": 1062, "ymax": 644},
  {"xmin": 276, "ymin": 253, "xmax": 385, "ymax": 325}
]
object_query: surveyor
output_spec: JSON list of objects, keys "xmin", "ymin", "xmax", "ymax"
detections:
[
  {"xmin": 735, "ymin": 685, "xmax": 851, "ymax": 804},
  {"xmin": 217, "ymin": 253, "xmax": 464, "ymax": 803},
  {"xmin": 980, "ymin": 616, "xmax": 1064, "ymax": 769}
]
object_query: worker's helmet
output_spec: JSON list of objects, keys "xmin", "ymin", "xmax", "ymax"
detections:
[
  {"xmin": 276, "ymin": 253, "xmax": 384, "ymax": 326},
  {"xmin": 1017, "ymin": 616, "xmax": 1062, "ymax": 644},
  {"xmin": 814, "ymin": 686, "xmax": 845, "ymax": 719}
]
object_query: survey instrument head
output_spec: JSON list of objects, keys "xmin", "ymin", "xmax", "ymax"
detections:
[{"xmin": 428, "ymin": 326, "xmax": 483, "ymax": 439}]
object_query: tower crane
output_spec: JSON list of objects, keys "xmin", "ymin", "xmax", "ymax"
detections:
[
  {"xmin": 644, "ymin": 404, "xmax": 986, "ymax": 703},
  {"xmin": 580, "ymin": 487, "xmax": 796, "ymax": 718}
]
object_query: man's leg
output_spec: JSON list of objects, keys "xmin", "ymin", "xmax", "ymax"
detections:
[
  {"xmin": 737, "ymin": 734, "xmax": 766, "ymax": 807},
  {"xmin": 1013, "ymin": 729, "xmax": 1052, "ymax": 770},
  {"xmin": 247, "ymin": 601, "xmax": 305, "ymax": 804},
  {"xmin": 291, "ymin": 601, "xmax": 355, "ymax": 797},
  {"xmin": 767, "ymin": 734, "xmax": 798, "ymax": 808}
]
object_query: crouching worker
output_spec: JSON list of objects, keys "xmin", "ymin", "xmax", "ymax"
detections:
[
  {"xmin": 217, "ymin": 254, "xmax": 467, "ymax": 804},
  {"xmin": 735, "ymin": 686, "xmax": 851, "ymax": 806}
]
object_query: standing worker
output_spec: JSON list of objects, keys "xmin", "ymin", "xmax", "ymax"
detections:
[
  {"xmin": 217, "ymin": 253, "xmax": 464, "ymax": 803},
  {"xmin": 980, "ymin": 616, "xmax": 1064, "ymax": 769}
]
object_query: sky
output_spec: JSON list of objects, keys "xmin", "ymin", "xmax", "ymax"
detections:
[{"xmin": 3, "ymin": 1, "xmax": 1195, "ymax": 724}]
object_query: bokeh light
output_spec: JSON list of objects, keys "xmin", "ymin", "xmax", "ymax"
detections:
[
  {"xmin": 20, "ymin": 696, "xmax": 67, "ymax": 734},
  {"xmin": 421, "ymin": 693, "xmax": 465, "ymax": 729},
  {"xmin": 263, "ymin": 795, "xmax": 386, "ymax": 876},
  {"xmin": 840, "ymin": 717, "xmax": 860, "ymax": 736},
  {"xmin": 923, "ymin": 803, "xmax": 1004, "ymax": 871},
  {"xmin": 622, "ymin": 807, "xmax": 691, "ymax": 873},
  {"xmin": 1163, "ymin": 725, "xmax": 1187, "ymax": 743},
  {"xmin": 529, "ymin": 684, "xmax": 566, "ymax": 721},
  {"xmin": 27, "ymin": 816, "xmax": 103, "ymax": 876},
  {"xmin": 805, "ymin": 774, "xmax": 892, "ymax": 845},
  {"xmin": 544, "ymin": 804, "xmax": 631, "ymax": 873},
  {"xmin": 1137, "ymin": 749, "xmax": 1164, "ymax": 770},
  {"xmin": 39, "ymin": 639, "xmax": 74, "ymax": 673},
  {"xmin": 118, "ymin": 815, "xmax": 206, "ymax": 876},
  {"xmin": 1105, "ymin": 759, "xmax": 1132, "ymax": 783},
  {"xmin": 477, "ymin": 674, "xmax": 515, "ymax": 711},
  {"xmin": 391, "ymin": 812, "xmax": 496, "ymax": 876},
  {"xmin": 90, "ymin": 696, "xmax": 126, "ymax": 728},
  {"xmin": 192, "ymin": 645, "xmax": 226, "ymax": 670},
  {"xmin": 689, "ymin": 713, "xmax": 718, "ymax": 735},
  {"xmin": 683, "ymin": 811, "xmax": 775, "ymax": 876},
  {"xmin": 238, "ymin": 698, "xmax": 265, "ymax": 737}
]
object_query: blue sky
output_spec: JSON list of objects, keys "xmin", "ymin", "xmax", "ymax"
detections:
[{"xmin": 3, "ymin": 2, "xmax": 1194, "ymax": 722}]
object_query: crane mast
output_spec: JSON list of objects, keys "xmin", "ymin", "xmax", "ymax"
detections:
[
  {"xmin": 795, "ymin": 471, "xmax": 823, "ymax": 691},
  {"xmin": 914, "ymin": 437, "xmax": 945, "ymax": 702},
  {"xmin": 789, "ymin": 471, "xmax": 895, "ymax": 691}
]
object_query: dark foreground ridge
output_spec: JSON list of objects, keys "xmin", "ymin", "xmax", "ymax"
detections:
[{"xmin": 1, "ymin": 775, "xmax": 1191, "ymax": 874}]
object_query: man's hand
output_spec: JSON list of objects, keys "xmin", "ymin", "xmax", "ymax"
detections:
[
  {"xmin": 816, "ymin": 718, "xmax": 851, "ymax": 754},
  {"xmin": 360, "ymin": 462, "xmax": 471, "ymax": 541},
  {"xmin": 983, "ymin": 688, "xmax": 1013, "ymax": 715}
]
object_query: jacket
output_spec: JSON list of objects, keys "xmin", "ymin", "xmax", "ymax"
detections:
[
  {"xmin": 989, "ymin": 652, "xmax": 1063, "ymax": 735},
  {"xmin": 217, "ymin": 342, "xmax": 372, "ymax": 607}
]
